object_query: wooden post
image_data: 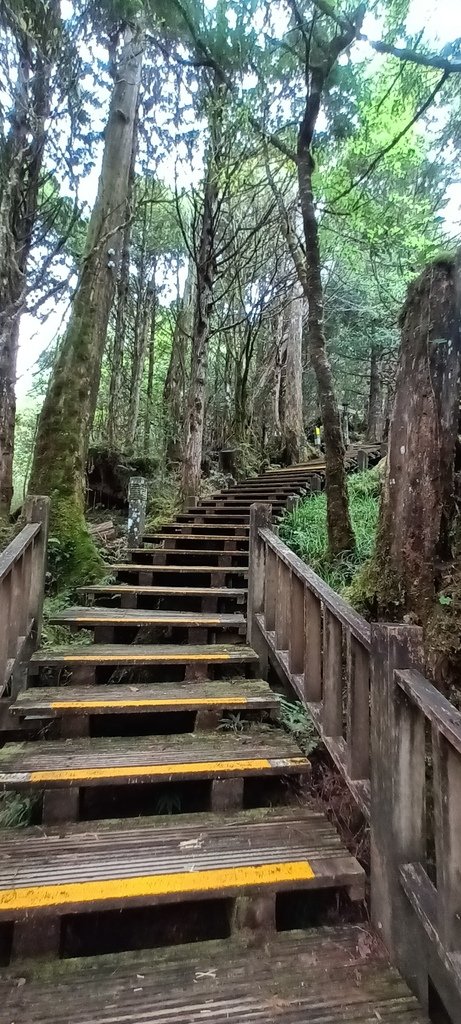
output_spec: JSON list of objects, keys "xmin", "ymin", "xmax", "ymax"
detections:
[
  {"xmin": 432, "ymin": 729, "xmax": 461, "ymax": 952},
  {"xmin": 127, "ymin": 477, "xmax": 148, "ymax": 549},
  {"xmin": 370, "ymin": 622, "xmax": 427, "ymax": 1004},
  {"xmin": 247, "ymin": 503, "xmax": 272, "ymax": 677},
  {"xmin": 304, "ymin": 589, "xmax": 322, "ymax": 702},
  {"xmin": 346, "ymin": 634, "xmax": 370, "ymax": 780},
  {"xmin": 24, "ymin": 495, "xmax": 50, "ymax": 647},
  {"xmin": 357, "ymin": 450, "xmax": 369, "ymax": 472},
  {"xmin": 322, "ymin": 608, "xmax": 342, "ymax": 737}
]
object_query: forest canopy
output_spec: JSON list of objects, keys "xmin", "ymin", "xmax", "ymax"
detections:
[{"xmin": 0, "ymin": 0, "xmax": 460, "ymax": 576}]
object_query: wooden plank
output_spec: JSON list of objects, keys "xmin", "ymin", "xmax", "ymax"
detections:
[
  {"xmin": 322, "ymin": 608, "xmax": 342, "ymax": 737},
  {"xmin": 49, "ymin": 608, "xmax": 245, "ymax": 628},
  {"xmin": 275, "ymin": 560, "xmax": 290, "ymax": 651},
  {"xmin": 30, "ymin": 643, "xmax": 259, "ymax": 667},
  {"xmin": 264, "ymin": 546, "xmax": 277, "ymax": 632},
  {"xmin": 11, "ymin": 680, "xmax": 277, "ymax": 717},
  {"xmin": 290, "ymin": 573, "xmax": 304, "ymax": 675},
  {"xmin": 346, "ymin": 633, "xmax": 370, "ymax": 780},
  {"xmin": 110, "ymin": 564, "xmax": 249, "ymax": 574},
  {"xmin": 0, "ymin": 523, "xmax": 40, "ymax": 584},
  {"xmin": 79, "ymin": 585, "xmax": 248, "ymax": 597},
  {"xmin": 0, "ymin": 732, "xmax": 310, "ymax": 789},
  {"xmin": 304, "ymin": 589, "xmax": 322, "ymax": 702},
  {"xmin": 0, "ymin": 812, "xmax": 364, "ymax": 920},
  {"xmin": 397, "ymin": 668, "xmax": 461, "ymax": 756},
  {"xmin": 432, "ymin": 726, "xmax": 461, "ymax": 951},
  {"xmin": 1, "ymin": 926, "xmax": 428, "ymax": 1023}
]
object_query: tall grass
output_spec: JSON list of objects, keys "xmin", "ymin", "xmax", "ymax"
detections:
[{"xmin": 279, "ymin": 469, "xmax": 380, "ymax": 594}]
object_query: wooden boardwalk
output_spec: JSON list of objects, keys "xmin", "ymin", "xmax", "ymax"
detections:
[{"xmin": 0, "ymin": 454, "xmax": 429, "ymax": 1022}]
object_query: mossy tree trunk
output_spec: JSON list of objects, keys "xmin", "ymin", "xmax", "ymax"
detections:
[
  {"xmin": 181, "ymin": 83, "xmax": 223, "ymax": 503},
  {"xmin": 164, "ymin": 259, "xmax": 194, "ymax": 465},
  {"xmin": 282, "ymin": 279, "xmax": 305, "ymax": 464},
  {"xmin": 372, "ymin": 258, "xmax": 461, "ymax": 634},
  {"xmin": 107, "ymin": 114, "xmax": 137, "ymax": 452},
  {"xmin": 28, "ymin": 23, "xmax": 144, "ymax": 583},
  {"xmin": 0, "ymin": 2, "xmax": 59, "ymax": 518},
  {"xmin": 367, "ymin": 341, "xmax": 384, "ymax": 442},
  {"xmin": 297, "ymin": 145, "xmax": 354, "ymax": 554}
]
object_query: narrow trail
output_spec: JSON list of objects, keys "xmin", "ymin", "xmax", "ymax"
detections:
[{"xmin": 1, "ymin": 456, "xmax": 428, "ymax": 1022}]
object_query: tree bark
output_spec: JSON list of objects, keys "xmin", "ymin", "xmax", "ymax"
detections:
[
  {"xmin": 297, "ymin": 147, "xmax": 354, "ymax": 553},
  {"xmin": 107, "ymin": 114, "xmax": 137, "ymax": 451},
  {"xmin": 0, "ymin": 7, "xmax": 58, "ymax": 517},
  {"xmin": 282, "ymin": 280, "xmax": 305, "ymax": 464},
  {"xmin": 181, "ymin": 86, "xmax": 223, "ymax": 503},
  {"xmin": 28, "ymin": 24, "xmax": 144, "ymax": 583},
  {"xmin": 367, "ymin": 342, "xmax": 384, "ymax": 442},
  {"xmin": 373, "ymin": 258, "xmax": 461, "ymax": 627},
  {"xmin": 164, "ymin": 259, "xmax": 194, "ymax": 464},
  {"xmin": 143, "ymin": 283, "xmax": 156, "ymax": 456}
]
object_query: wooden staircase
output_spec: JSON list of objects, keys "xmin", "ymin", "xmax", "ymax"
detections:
[{"xmin": 0, "ymin": 458, "xmax": 429, "ymax": 1023}]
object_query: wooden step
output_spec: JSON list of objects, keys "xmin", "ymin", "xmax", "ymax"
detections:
[
  {"xmin": 0, "ymin": 730, "xmax": 309, "ymax": 795},
  {"xmin": 10, "ymin": 678, "xmax": 276, "ymax": 718},
  {"xmin": 1, "ymin": 926, "xmax": 428, "ymax": 1021},
  {"xmin": 110, "ymin": 563, "xmax": 248, "ymax": 576},
  {"xmin": 48, "ymin": 608, "xmax": 246, "ymax": 630},
  {"xmin": 78, "ymin": 584, "xmax": 247, "ymax": 598},
  {"xmin": 30, "ymin": 643, "xmax": 258, "ymax": 670},
  {"xmin": 140, "ymin": 533, "xmax": 249, "ymax": 543},
  {"xmin": 154, "ymin": 524, "xmax": 249, "ymax": 535},
  {"xmin": 126, "ymin": 548, "xmax": 248, "ymax": 559},
  {"xmin": 0, "ymin": 813, "xmax": 364, "ymax": 942}
]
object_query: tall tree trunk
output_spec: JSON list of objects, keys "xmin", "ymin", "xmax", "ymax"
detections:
[
  {"xmin": 164, "ymin": 259, "xmax": 194, "ymax": 465},
  {"xmin": 29, "ymin": 24, "xmax": 144, "ymax": 582},
  {"xmin": 297, "ymin": 146, "xmax": 354, "ymax": 554},
  {"xmin": 367, "ymin": 342, "xmax": 384, "ymax": 442},
  {"xmin": 0, "ymin": 7, "xmax": 58, "ymax": 517},
  {"xmin": 282, "ymin": 280, "xmax": 305, "ymax": 464},
  {"xmin": 107, "ymin": 115, "xmax": 137, "ymax": 451},
  {"xmin": 143, "ymin": 282, "xmax": 156, "ymax": 456},
  {"xmin": 370, "ymin": 259, "xmax": 461, "ymax": 683},
  {"xmin": 181, "ymin": 89, "xmax": 223, "ymax": 503},
  {"xmin": 127, "ymin": 276, "xmax": 155, "ymax": 451}
]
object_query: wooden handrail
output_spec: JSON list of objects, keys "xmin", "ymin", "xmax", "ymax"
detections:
[
  {"xmin": 258, "ymin": 526, "xmax": 371, "ymax": 649},
  {"xmin": 0, "ymin": 496, "xmax": 50, "ymax": 699},
  {"xmin": 0, "ymin": 523, "xmax": 40, "ymax": 583},
  {"xmin": 248, "ymin": 502, "xmax": 461, "ymax": 1017}
]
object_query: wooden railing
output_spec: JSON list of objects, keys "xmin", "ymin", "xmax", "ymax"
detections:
[
  {"xmin": 248, "ymin": 502, "xmax": 461, "ymax": 1020},
  {"xmin": 248, "ymin": 502, "xmax": 372, "ymax": 818},
  {"xmin": 0, "ymin": 496, "xmax": 49, "ymax": 700}
]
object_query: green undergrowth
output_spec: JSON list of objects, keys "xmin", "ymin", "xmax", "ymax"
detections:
[
  {"xmin": 145, "ymin": 474, "xmax": 181, "ymax": 532},
  {"xmin": 277, "ymin": 696, "xmax": 320, "ymax": 756},
  {"xmin": 279, "ymin": 469, "xmax": 380, "ymax": 595},
  {"xmin": 0, "ymin": 792, "xmax": 38, "ymax": 829},
  {"xmin": 41, "ymin": 593, "xmax": 93, "ymax": 649}
]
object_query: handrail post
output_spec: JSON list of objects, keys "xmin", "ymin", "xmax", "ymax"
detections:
[
  {"xmin": 127, "ymin": 476, "xmax": 148, "ymax": 549},
  {"xmin": 24, "ymin": 495, "xmax": 50, "ymax": 647},
  {"xmin": 247, "ymin": 503, "xmax": 272, "ymax": 677},
  {"xmin": 370, "ymin": 622, "xmax": 427, "ymax": 1005}
]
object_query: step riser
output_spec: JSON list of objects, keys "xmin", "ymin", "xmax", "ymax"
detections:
[
  {"xmin": 64, "ymin": 624, "xmax": 246, "ymax": 646},
  {"xmin": 127, "ymin": 553, "xmax": 248, "ymax": 567}
]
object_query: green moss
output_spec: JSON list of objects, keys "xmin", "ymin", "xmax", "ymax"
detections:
[{"xmin": 48, "ymin": 495, "xmax": 104, "ymax": 589}]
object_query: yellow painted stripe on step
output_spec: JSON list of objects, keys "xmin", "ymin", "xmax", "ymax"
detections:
[
  {"xmin": 72, "ymin": 617, "xmax": 226, "ymax": 625},
  {"xmin": 49, "ymin": 697, "xmax": 249, "ymax": 711},
  {"xmin": 0, "ymin": 861, "xmax": 315, "ymax": 912},
  {"xmin": 61, "ymin": 652, "xmax": 236, "ymax": 662},
  {"xmin": 25, "ymin": 757, "xmax": 308, "ymax": 784}
]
